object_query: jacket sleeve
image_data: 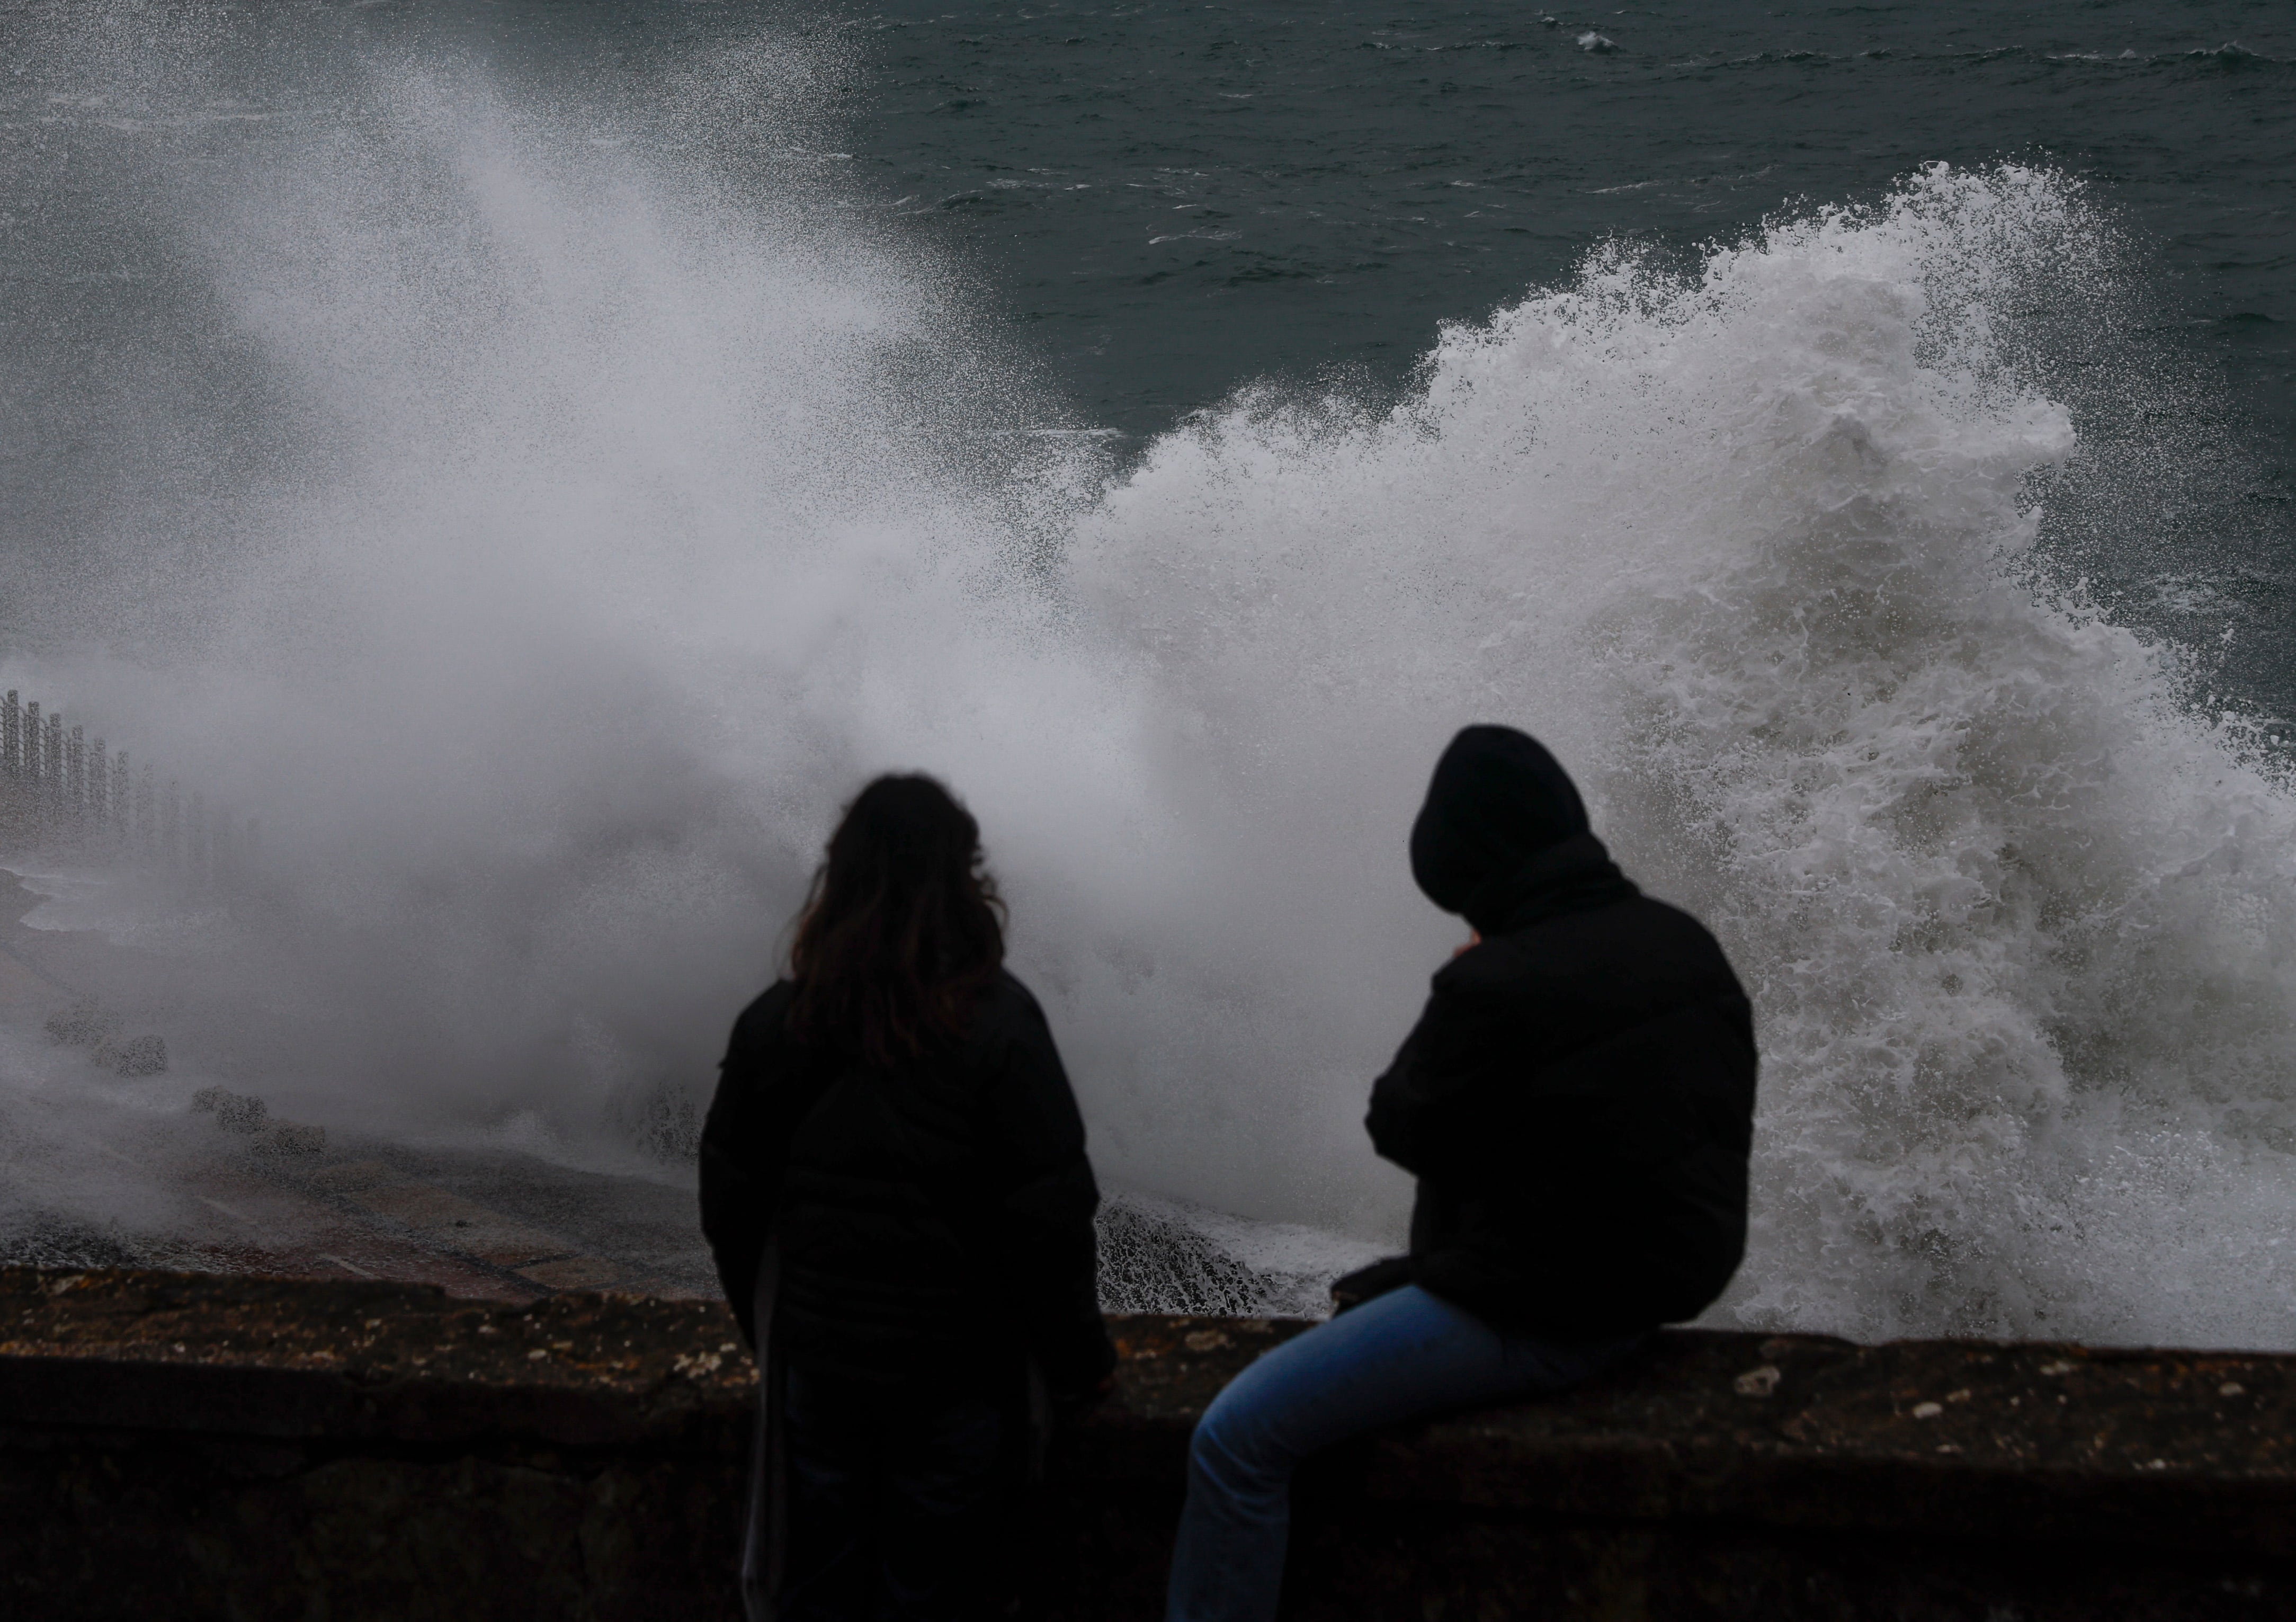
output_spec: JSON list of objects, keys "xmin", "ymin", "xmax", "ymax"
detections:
[
  {"xmin": 698, "ymin": 983, "xmax": 811, "ymax": 1351},
  {"xmin": 982, "ymin": 987, "xmax": 1117, "ymax": 1398},
  {"xmin": 1366, "ymin": 973, "xmax": 1525, "ymax": 1178}
]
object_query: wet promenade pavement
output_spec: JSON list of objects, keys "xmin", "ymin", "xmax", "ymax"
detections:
[{"xmin": 0, "ymin": 866, "xmax": 718, "ymax": 1304}]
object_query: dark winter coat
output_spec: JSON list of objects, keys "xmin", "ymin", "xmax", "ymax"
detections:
[
  {"xmin": 1366, "ymin": 726, "xmax": 1757, "ymax": 1337},
  {"xmin": 699, "ymin": 970, "xmax": 1115, "ymax": 1397}
]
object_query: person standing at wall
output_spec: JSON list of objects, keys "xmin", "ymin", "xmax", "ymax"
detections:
[
  {"xmin": 701, "ymin": 773, "xmax": 1115, "ymax": 1622},
  {"xmin": 1165, "ymin": 724, "xmax": 1759, "ymax": 1622}
]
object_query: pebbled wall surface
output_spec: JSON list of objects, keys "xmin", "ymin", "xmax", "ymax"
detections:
[{"xmin": 3, "ymin": 1268, "xmax": 2294, "ymax": 1620}]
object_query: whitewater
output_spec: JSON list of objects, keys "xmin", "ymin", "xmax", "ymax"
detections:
[
  {"xmin": 4, "ymin": 30, "xmax": 2293, "ymax": 1350},
  {"xmin": 1074, "ymin": 166, "xmax": 2296, "ymax": 1348}
]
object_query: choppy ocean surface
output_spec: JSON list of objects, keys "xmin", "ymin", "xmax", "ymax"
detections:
[{"xmin": 4, "ymin": 1, "xmax": 2296, "ymax": 1345}]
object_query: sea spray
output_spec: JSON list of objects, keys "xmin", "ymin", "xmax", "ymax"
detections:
[{"xmin": 1073, "ymin": 165, "xmax": 2296, "ymax": 1345}]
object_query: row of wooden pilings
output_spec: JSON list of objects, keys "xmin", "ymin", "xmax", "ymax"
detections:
[{"xmin": 0, "ymin": 689, "xmax": 255, "ymax": 886}]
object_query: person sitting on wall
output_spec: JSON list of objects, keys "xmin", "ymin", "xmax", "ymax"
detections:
[
  {"xmin": 1165, "ymin": 724, "xmax": 1759, "ymax": 1622},
  {"xmin": 700, "ymin": 773, "xmax": 1116, "ymax": 1622}
]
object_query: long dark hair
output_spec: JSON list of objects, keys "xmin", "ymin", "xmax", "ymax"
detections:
[{"xmin": 787, "ymin": 773, "xmax": 1007, "ymax": 1068}]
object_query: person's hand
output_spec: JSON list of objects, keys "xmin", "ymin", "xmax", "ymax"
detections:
[{"xmin": 1450, "ymin": 930, "xmax": 1482, "ymax": 960}]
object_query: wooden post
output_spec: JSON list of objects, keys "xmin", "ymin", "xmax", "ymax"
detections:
[
  {"xmin": 68, "ymin": 725, "xmax": 85, "ymax": 839},
  {"xmin": 22, "ymin": 702, "xmax": 40, "ymax": 843},
  {"xmin": 40, "ymin": 709, "xmax": 58, "ymax": 842},
  {"xmin": 0, "ymin": 692, "xmax": 15, "ymax": 845},
  {"xmin": 91, "ymin": 740, "xmax": 109, "ymax": 850},
  {"xmin": 46, "ymin": 712, "xmax": 63, "ymax": 836}
]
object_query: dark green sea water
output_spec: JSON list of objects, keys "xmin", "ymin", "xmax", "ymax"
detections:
[{"xmin": 853, "ymin": 1, "xmax": 2296, "ymax": 450}]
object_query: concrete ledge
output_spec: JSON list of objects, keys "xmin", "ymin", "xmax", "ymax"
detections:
[{"xmin": 4, "ymin": 1268, "xmax": 2293, "ymax": 1619}]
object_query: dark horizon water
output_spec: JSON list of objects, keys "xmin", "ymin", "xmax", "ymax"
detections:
[{"xmin": 855, "ymin": 1, "xmax": 2295, "ymax": 451}]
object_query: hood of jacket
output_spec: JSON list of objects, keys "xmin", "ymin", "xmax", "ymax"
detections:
[{"xmin": 1408, "ymin": 725, "xmax": 1637, "ymax": 934}]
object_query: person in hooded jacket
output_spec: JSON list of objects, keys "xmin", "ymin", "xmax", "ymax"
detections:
[
  {"xmin": 1165, "ymin": 725, "xmax": 1757, "ymax": 1622},
  {"xmin": 701, "ymin": 773, "xmax": 1115, "ymax": 1622}
]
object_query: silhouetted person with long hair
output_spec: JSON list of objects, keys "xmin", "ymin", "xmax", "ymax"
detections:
[
  {"xmin": 701, "ymin": 774, "xmax": 1114, "ymax": 1622},
  {"xmin": 1165, "ymin": 725, "xmax": 1758, "ymax": 1622}
]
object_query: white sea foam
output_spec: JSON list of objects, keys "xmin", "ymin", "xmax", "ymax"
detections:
[
  {"xmin": 1097, "ymin": 1189, "xmax": 1388, "ymax": 1318},
  {"xmin": 6, "ymin": 10, "xmax": 2293, "ymax": 1345},
  {"xmin": 1064, "ymin": 162, "xmax": 2296, "ymax": 1346}
]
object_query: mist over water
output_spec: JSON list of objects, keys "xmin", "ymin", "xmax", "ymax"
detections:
[{"xmin": 7, "ymin": 7, "xmax": 2296, "ymax": 1347}]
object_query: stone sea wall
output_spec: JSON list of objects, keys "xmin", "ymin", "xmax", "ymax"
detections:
[{"xmin": 3, "ymin": 1268, "xmax": 2293, "ymax": 1620}]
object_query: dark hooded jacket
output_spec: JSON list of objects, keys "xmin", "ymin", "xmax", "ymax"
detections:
[
  {"xmin": 1366, "ymin": 726, "xmax": 1757, "ymax": 1336},
  {"xmin": 699, "ymin": 970, "xmax": 1115, "ymax": 1397}
]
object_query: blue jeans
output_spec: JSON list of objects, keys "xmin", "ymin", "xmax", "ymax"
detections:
[{"xmin": 1164, "ymin": 1285, "xmax": 1646, "ymax": 1622}]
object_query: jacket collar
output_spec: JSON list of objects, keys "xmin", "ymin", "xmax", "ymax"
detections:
[{"xmin": 1463, "ymin": 831, "xmax": 1639, "ymax": 936}]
